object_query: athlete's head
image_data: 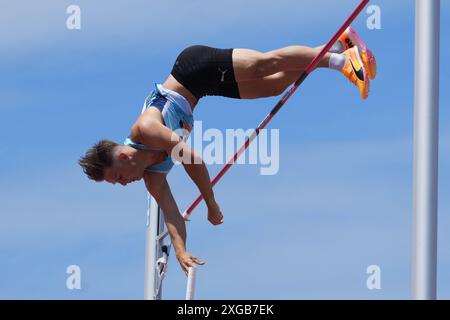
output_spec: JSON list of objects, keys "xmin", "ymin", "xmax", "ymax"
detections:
[{"xmin": 79, "ymin": 139, "xmax": 144, "ymax": 186}]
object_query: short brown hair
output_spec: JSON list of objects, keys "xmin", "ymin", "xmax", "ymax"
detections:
[{"xmin": 79, "ymin": 139, "xmax": 119, "ymax": 181}]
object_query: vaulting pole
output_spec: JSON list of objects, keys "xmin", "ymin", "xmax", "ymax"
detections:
[{"xmin": 185, "ymin": 267, "xmax": 197, "ymax": 300}]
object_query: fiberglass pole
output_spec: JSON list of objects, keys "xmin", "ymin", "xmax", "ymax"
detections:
[{"xmin": 412, "ymin": 0, "xmax": 440, "ymax": 300}]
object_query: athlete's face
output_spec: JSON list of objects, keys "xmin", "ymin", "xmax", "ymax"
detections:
[{"xmin": 103, "ymin": 152, "xmax": 143, "ymax": 186}]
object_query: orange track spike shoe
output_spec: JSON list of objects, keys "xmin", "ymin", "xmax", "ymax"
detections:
[{"xmin": 341, "ymin": 46, "xmax": 370, "ymax": 100}]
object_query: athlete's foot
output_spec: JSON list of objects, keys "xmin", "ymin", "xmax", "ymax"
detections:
[
  {"xmin": 334, "ymin": 27, "xmax": 377, "ymax": 80},
  {"xmin": 341, "ymin": 46, "xmax": 370, "ymax": 100}
]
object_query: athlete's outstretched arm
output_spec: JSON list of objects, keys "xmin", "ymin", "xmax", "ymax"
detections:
[{"xmin": 144, "ymin": 171, "xmax": 204, "ymax": 274}]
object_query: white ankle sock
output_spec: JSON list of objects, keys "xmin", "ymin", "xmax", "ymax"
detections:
[{"xmin": 329, "ymin": 53, "xmax": 346, "ymax": 71}]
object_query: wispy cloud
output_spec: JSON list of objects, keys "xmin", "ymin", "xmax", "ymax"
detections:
[{"xmin": 0, "ymin": 0, "xmax": 408, "ymax": 57}]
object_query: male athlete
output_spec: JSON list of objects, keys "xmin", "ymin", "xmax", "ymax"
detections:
[{"xmin": 79, "ymin": 27, "xmax": 377, "ymax": 274}]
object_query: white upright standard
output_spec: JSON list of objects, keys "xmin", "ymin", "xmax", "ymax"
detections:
[
  {"xmin": 143, "ymin": 194, "xmax": 195, "ymax": 300},
  {"xmin": 144, "ymin": 194, "xmax": 166, "ymax": 300},
  {"xmin": 412, "ymin": 0, "xmax": 440, "ymax": 300}
]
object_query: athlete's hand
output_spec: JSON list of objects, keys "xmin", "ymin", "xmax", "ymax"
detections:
[
  {"xmin": 207, "ymin": 200, "xmax": 223, "ymax": 225},
  {"xmin": 176, "ymin": 251, "xmax": 205, "ymax": 275}
]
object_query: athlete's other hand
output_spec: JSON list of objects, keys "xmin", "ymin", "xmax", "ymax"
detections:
[
  {"xmin": 207, "ymin": 200, "xmax": 223, "ymax": 225},
  {"xmin": 176, "ymin": 251, "xmax": 205, "ymax": 275}
]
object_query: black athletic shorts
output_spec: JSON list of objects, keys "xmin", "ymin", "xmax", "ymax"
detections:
[{"xmin": 170, "ymin": 45, "xmax": 241, "ymax": 100}]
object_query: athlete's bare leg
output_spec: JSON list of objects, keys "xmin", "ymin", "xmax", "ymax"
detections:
[
  {"xmin": 237, "ymin": 70, "xmax": 301, "ymax": 99},
  {"xmin": 232, "ymin": 45, "xmax": 330, "ymax": 82}
]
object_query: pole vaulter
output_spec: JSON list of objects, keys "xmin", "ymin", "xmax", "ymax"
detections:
[{"xmin": 79, "ymin": 0, "xmax": 375, "ymax": 288}]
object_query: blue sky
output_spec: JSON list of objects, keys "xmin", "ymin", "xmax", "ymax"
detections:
[{"xmin": 1, "ymin": 0, "xmax": 449, "ymax": 299}]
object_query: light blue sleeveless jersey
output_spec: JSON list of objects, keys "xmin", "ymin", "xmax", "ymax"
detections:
[{"xmin": 124, "ymin": 84, "xmax": 194, "ymax": 174}]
